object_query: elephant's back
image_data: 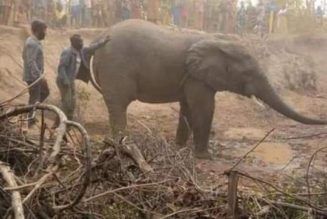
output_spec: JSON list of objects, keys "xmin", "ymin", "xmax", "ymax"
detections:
[
  {"xmin": 111, "ymin": 19, "xmax": 186, "ymax": 40},
  {"xmin": 108, "ymin": 19, "xmax": 203, "ymax": 59}
]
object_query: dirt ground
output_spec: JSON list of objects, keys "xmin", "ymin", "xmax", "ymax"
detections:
[{"xmin": 0, "ymin": 25, "xmax": 326, "ymax": 188}]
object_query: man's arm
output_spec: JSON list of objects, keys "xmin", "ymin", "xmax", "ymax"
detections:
[
  {"xmin": 57, "ymin": 49, "xmax": 71, "ymax": 86},
  {"xmin": 84, "ymin": 35, "xmax": 111, "ymax": 55}
]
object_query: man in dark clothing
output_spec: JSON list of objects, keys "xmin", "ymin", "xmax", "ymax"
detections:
[
  {"xmin": 56, "ymin": 34, "xmax": 110, "ymax": 122},
  {"xmin": 22, "ymin": 20, "xmax": 49, "ymax": 126}
]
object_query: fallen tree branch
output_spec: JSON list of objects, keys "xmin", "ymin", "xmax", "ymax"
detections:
[
  {"xmin": 22, "ymin": 165, "xmax": 59, "ymax": 204},
  {"xmin": 53, "ymin": 120, "xmax": 92, "ymax": 211},
  {"xmin": 305, "ymin": 146, "xmax": 327, "ymax": 204},
  {"xmin": 113, "ymin": 192, "xmax": 161, "ymax": 216},
  {"xmin": 0, "ymin": 104, "xmax": 67, "ymax": 165},
  {"xmin": 160, "ymin": 207, "xmax": 217, "ymax": 219},
  {"xmin": 235, "ymin": 171, "xmax": 327, "ymax": 214},
  {"xmin": 0, "ymin": 104, "xmax": 92, "ymax": 213},
  {"xmin": 104, "ymin": 137, "xmax": 153, "ymax": 173},
  {"xmin": 4, "ymin": 182, "xmax": 38, "ymax": 191},
  {"xmin": 260, "ymin": 198, "xmax": 327, "ymax": 216},
  {"xmin": 281, "ymin": 132, "xmax": 327, "ymax": 140},
  {"xmin": 296, "ymin": 192, "xmax": 327, "ymax": 196},
  {"xmin": 0, "ymin": 161, "xmax": 24, "ymax": 219},
  {"xmin": 226, "ymin": 171, "xmax": 239, "ymax": 218},
  {"xmin": 83, "ymin": 180, "xmax": 171, "ymax": 203}
]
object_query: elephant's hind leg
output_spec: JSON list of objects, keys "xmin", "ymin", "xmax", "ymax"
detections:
[
  {"xmin": 176, "ymin": 100, "xmax": 193, "ymax": 147},
  {"xmin": 184, "ymin": 80, "xmax": 215, "ymax": 159},
  {"xmin": 102, "ymin": 79, "xmax": 136, "ymax": 141},
  {"xmin": 105, "ymin": 101, "xmax": 129, "ymax": 140}
]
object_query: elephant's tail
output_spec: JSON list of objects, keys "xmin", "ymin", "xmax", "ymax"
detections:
[{"xmin": 90, "ymin": 55, "xmax": 102, "ymax": 94}]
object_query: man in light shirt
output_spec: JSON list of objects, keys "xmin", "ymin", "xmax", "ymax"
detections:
[{"xmin": 56, "ymin": 34, "xmax": 110, "ymax": 123}]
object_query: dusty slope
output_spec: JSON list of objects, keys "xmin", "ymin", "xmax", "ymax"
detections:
[{"xmin": 0, "ymin": 26, "xmax": 326, "ymax": 184}]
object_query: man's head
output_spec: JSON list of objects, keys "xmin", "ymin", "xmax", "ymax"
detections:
[
  {"xmin": 70, "ymin": 34, "xmax": 83, "ymax": 51},
  {"xmin": 31, "ymin": 20, "xmax": 47, "ymax": 40}
]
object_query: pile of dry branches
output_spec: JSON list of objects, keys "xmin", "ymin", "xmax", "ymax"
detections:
[
  {"xmin": 0, "ymin": 104, "xmax": 92, "ymax": 218},
  {"xmin": 82, "ymin": 134, "xmax": 226, "ymax": 218},
  {"xmin": 1, "ymin": 102, "xmax": 326, "ymax": 219},
  {"xmin": 0, "ymin": 102, "xmax": 225, "ymax": 218}
]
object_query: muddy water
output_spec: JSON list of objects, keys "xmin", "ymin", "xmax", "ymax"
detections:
[
  {"xmin": 250, "ymin": 142, "xmax": 293, "ymax": 165},
  {"xmin": 222, "ymin": 127, "xmax": 294, "ymax": 169}
]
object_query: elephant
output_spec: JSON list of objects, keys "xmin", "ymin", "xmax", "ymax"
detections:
[{"xmin": 85, "ymin": 19, "xmax": 326, "ymax": 159}]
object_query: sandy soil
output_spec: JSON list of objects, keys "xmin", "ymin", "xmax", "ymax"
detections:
[{"xmin": 1, "ymin": 25, "xmax": 326, "ymax": 187}]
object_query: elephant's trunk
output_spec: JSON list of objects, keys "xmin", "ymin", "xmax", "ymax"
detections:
[{"xmin": 255, "ymin": 79, "xmax": 327, "ymax": 125}]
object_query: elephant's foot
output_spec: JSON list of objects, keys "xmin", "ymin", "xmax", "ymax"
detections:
[{"xmin": 194, "ymin": 149, "xmax": 212, "ymax": 160}]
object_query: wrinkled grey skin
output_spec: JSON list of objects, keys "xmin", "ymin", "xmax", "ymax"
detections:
[{"xmin": 91, "ymin": 19, "xmax": 326, "ymax": 159}]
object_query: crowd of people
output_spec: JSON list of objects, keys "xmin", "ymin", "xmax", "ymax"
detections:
[{"xmin": 0, "ymin": 0, "xmax": 325, "ymax": 35}]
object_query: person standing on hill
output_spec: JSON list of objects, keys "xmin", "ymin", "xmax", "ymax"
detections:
[
  {"xmin": 70, "ymin": 0, "xmax": 81, "ymax": 27},
  {"xmin": 171, "ymin": 0, "xmax": 182, "ymax": 27},
  {"xmin": 276, "ymin": 4, "xmax": 288, "ymax": 34},
  {"xmin": 255, "ymin": 0, "xmax": 266, "ymax": 37},
  {"xmin": 316, "ymin": 6, "xmax": 324, "ymax": 26},
  {"xmin": 0, "ymin": 0, "xmax": 13, "ymax": 25},
  {"xmin": 91, "ymin": 0, "xmax": 101, "ymax": 27},
  {"xmin": 237, "ymin": 1, "xmax": 246, "ymax": 35},
  {"xmin": 54, "ymin": 2, "xmax": 67, "ymax": 28},
  {"xmin": 22, "ymin": 20, "xmax": 49, "ymax": 126},
  {"xmin": 121, "ymin": 0, "xmax": 131, "ymax": 20},
  {"xmin": 146, "ymin": 0, "xmax": 160, "ymax": 23}
]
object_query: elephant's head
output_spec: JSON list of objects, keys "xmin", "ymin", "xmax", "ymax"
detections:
[{"xmin": 186, "ymin": 39, "xmax": 327, "ymax": 125}]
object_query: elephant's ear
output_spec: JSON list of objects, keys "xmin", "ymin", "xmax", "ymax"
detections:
[{"xmin": 186, "ymin": 39, "xmax": 257, "ymax": 91}]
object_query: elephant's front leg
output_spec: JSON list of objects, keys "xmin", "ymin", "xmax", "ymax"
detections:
[
  {"xmin": 176, "ymin": 100, "xmax": 193, "ymax": 147},
  {"xmin": 185, "ymin": 80, "xmax": 215, "ymax": 159}
]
